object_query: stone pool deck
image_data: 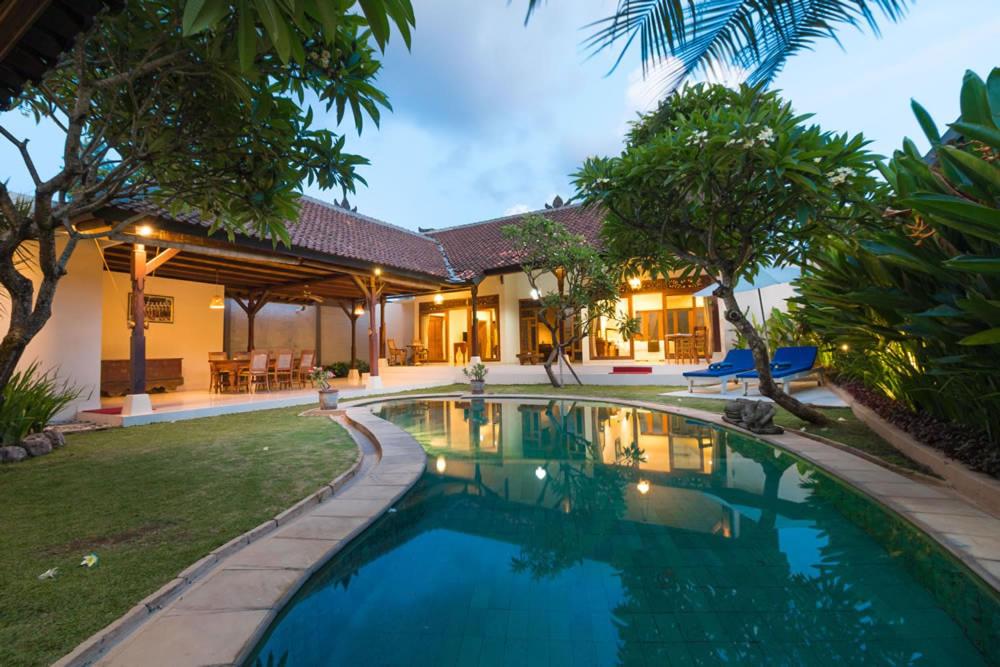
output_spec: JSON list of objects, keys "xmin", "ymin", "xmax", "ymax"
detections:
[
  {"xmin": 59, "ymin": 405, "xmax": 432, "ymax": 667},
  {"xmin": 60, "ymin": 392, "xmax": 1000, "ymax": 666}
]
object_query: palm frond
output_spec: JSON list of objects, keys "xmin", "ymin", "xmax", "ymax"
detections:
[{"xmin": 526, "ymin": 0, "xmax": 911, "ymax": 93}]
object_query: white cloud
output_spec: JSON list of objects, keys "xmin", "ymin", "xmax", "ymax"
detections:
[{"xmin": 504, "ymin": 203, "xmax": 531, "ymax": 216}]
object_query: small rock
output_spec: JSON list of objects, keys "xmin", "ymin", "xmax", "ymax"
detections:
[
  {"xmin": 0, "ymin": 446, "xmax": 28, "ymax": 463},
  {"xmin": 43, "ymin": 428, "xmax": 66, "ymax": 449},
  {"xmin": 21, "ymin": 433, "xmax": 53, "ymax": 457}
]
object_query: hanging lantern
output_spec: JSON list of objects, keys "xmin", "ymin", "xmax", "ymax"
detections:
[{"xmin": 208, "ymin": 295, "xmax": 225, "ymax": 310}]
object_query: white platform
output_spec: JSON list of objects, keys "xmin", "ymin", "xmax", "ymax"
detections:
[
  {"xmin": 662, "ymin": 383, "xmax": 847, "ymax": 408},
  {"xmin": 82, "ymin": 359, "xmax": 720, "ymax": 427}
]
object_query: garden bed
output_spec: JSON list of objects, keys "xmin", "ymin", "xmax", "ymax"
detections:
[{"xmin": 834, "ymin": 377, "xmax": 999, "ymax": 479}]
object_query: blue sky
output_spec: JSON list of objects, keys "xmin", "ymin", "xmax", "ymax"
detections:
[{"xmin": 2, "ymin": 1, "xmax": 997, "ymax": 231}]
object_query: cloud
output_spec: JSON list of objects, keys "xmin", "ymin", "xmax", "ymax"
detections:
[{"xmin": 504, "ymin": 203, "xmax": 531, "ymax": 216}]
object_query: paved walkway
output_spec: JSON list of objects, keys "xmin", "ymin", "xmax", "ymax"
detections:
[
  {"xmin": 662, "ymin": 383, "xmax": 847, "ymax": 406},
  {"xmin": 60, "ymin": 408, "xmax": 428, "ymax": 667}
]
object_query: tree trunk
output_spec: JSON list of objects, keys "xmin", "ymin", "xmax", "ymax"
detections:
[
  {"xmin": 542, "ymin": 346, "xmax": 562, "ymax": 388},
  {"xmin": 717, "ymin": 284, "xmax": 829, "ymax": 425}
]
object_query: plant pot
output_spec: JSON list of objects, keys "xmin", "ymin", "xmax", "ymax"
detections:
[
  {"xmin": 469, "ymin": 380, "xmax": 485, "ymax": 394},
  {"xmin": 318, "ymin": 389, "xmax": 339, "ymax": 410}
]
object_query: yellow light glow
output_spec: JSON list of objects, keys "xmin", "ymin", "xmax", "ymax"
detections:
[
  {"xmin": 433, "ymin": 293, "xmax": 444, "ymax": 305},
  {"xmin": 374, "ymin": 267, "xmax": 382, "ymax": 276},
  {"xmin": 535, "ymin": 466, "xmax": 546, "ymax": 480},
  {"xmin": 840, "ymin": 343, "xmax": 850, "ymax": 352},
  {"xmin": 529, "ymin": 288, "xmax": 540, "ymax": 300},
  {"xmin": 136, "ymin": 224, "xmax": 154, "ymax": 237},
  {"xmin": 637, "ymin": 480, "xmax": 651, "ymax": 495},
  {"xmin": 695, "ymin": 296, "xmax": 705, "ymax": 308},
  {"xmin": 435, "ymin": 455, "xmax": 446, "ymax": 474},
  {"xmin": 628, "ymin": 277, "xmax": 642, "ymax": 290},
  {"xmin": 354, "ymin": 304, "xmax": 365, "ymax": 316},
  {"xmin": 208, "ymin": 295, "xmax": 225, "ymax": 310}
]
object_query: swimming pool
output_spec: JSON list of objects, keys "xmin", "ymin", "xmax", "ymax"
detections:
[{"xmin": 246, "ymin": 398, "xmax": 999, "ymax": 666}]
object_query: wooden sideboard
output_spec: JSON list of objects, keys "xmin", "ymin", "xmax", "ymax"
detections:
[{"xmin": 101, "ymin": 358, "xmax": 183, "ymax": 396}]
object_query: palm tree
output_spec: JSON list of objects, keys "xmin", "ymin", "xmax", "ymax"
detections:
[{"xmin": 523, "ymin": 0, "xmax": 911, "ymax": 91}]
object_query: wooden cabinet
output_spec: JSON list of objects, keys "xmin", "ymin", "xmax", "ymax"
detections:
[{"xmin": 101, "ymin": 358, "xmax": 183, "ymax": 396}]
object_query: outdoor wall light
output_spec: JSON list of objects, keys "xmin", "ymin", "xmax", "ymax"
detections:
[
  {"xmin": 694, "ymin": 296, "xmax": 705, "ymax": 308},
  {"xmin": 374, "ymin": 267, "xmax": 382, "ymax": 276},
  {"xmin": 529, "ymin": 288, "xmax": 540, "ymax": 300},
  {"xmin": 637, "ymin": 480, "xmax": 651, "ymax": 495},
  {"xmin": 354, "ymin": 304, "xmax": 365, "ymax": 316},
  {"xmin": 535, "ymin": 466, "xmax": 546, "ymax": 480},
  {"xmin": 628, "ymin": 277, "xmax": 642, "ymax": 290},
  {"xmin": 136, "ymin": 224, "xmax": 154, "ymax": 237},
  {"xmin": 433, "ymin": 293, "xmax": 444, "ymax": 305},
  {"xmin": 435, "ymin": 455, "xmax": 447, "ymax": 474}
]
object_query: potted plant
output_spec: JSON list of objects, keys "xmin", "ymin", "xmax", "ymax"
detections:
[
  {"xmin": 308, "ymin": 367, "xmax": 339, "ymax": 409},
  {"xmin": 463, "ymin": 362, "xmax": 488, "ymax": 394}
]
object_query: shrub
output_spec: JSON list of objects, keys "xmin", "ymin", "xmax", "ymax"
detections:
[
  {"xmin": 353, "ymin": 359, "xmax": 370, "ymax": 374},
  {"xmin": 325, "ymin": 362, "xmax": 349, "ymax": 378},
  {"xmin": 795, "ymin": 69, "xmax": 1000, "ymax": 449},
  {"xmin": 0, "ymin": 363, "xmax": 82, "ymax": 445}
]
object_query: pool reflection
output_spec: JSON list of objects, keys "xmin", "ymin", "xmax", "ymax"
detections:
[{"xmin": 245, "ymin": 399, "xmax": 995, "ymax": 667}]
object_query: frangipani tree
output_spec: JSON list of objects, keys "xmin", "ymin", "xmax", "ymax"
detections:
[
  {"xmin": 574, "ymin": 83, "xmax": 879, "ymax": 423},
  {"xmin": 0, "ymin": 0, "xmax": 412, "ymax": 390},
  {"xmin": 503, "ymin": 215, "xmax": 636, "ymax": 387}
]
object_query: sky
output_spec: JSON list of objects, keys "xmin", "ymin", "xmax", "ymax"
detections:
[{"xmin": 1, "ymin": 0, "xmax": 998, "ymax": 231}]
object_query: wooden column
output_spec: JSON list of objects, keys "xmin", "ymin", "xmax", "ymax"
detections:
[
  {"xmin": 378, "ymin": 294, "xmax": 387, "ymax": 359},
  {"xmin": 129, "ymin": 243, "xmax": 147, "ymax": 395},
  {"xmin": 367, "ymin": 275, "xmax": 379, "ymax": 378},
  {"xmin": 469, "ymin": 283, "xmax": 479, "ymax": 361},
  {"xmin": 233, "ymin": 291, "xmax": 269, "ymax": 352},
  {"xmin": 339, "ymin": 302, "xmax": 360, "ymax": 366}
]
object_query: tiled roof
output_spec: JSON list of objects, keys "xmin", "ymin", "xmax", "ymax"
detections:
[
  {"xmin": 427, "ymin": 204, "xmax": 606, "ymax": 280},
  {"xmin": 118, "ymin": 198, "xmax": 604, "ymax": 283},
  {"xmin": 121, "ymin": 196, "xmax": 452, "ymax": 280}
]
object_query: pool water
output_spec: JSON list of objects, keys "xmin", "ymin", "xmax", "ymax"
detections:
[{"xmin": 247, "ymin": 399, "xmax": 999, "ymax": 666}]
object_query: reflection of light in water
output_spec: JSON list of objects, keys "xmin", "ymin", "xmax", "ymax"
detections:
[
  {"xmin": 535, "ymin": 466, "xmax": 546, "ymax": 480},
  {"xmin": 636, "ymin": 480, "xmax": 651, "ymax": 495},
  {"xmin": 435, "ymin": 456, "xmax": 446, "ymax": 474}
]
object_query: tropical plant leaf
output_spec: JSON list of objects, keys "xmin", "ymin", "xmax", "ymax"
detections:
[{"xmin": 958, "ymin": 327, "xmax": 1000, "ymax": 346}]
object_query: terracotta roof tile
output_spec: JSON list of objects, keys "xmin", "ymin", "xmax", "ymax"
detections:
[{"xmin": 427, "ymin": 204, "xmax": 605, "ymax": 280}]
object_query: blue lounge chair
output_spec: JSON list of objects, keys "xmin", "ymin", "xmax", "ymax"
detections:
[
  {"xmin": 682, "ymin": 349, "xmax": 755, "ymax": 394},
  {"xmin": 736, "ymin": 346, "xmax": 821, "ymax": 396}
]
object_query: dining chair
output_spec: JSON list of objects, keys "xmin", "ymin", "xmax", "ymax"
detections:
[
  {"xmin": 208, "ymin": 351, "xmax": 229, "ymax": 393},
  {"xmin": 272, "ymin": 349, "xmax": 294, "ymax": 390},
  {"xmin": 693, "ymin": 326, "xmax": 709, "ymax": 363},
  {"xmin": 239, "ymin": 350, "xmax": 270, "ymax": 393},
  {"xmin": 294, "ymin": 350, "xmax": 315, "ymax": 387}
]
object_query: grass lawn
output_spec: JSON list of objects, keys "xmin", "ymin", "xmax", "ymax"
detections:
[
  {"xmin": 0, "ymin": 406, "xmax": 357, "ymax": 667},
  {"xmin": 347, "ymin": 383, "xmax": 927, "ymax": 473}
]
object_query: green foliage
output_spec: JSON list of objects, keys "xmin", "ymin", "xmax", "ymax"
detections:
[
  {"xmin": 794, "ymin": 69, "xmax": 1000, "ymax": 443},
  {"xmin": 524, "ymin": 1, "xmax": 910, "ymax": 93},
  {"xmin": 0, "ymin": 363, "xmax": 81, "ymax": 445},
  {"xmin": 575, "ymin": 82, "xmax": 880, "ymax": 286},
  {"xmin": 502, "ymin": 215, "xmax": 630, "ymax": 383},
  {"xmin": 325, "ymin": 362, "xmax": 350, "ymax": 378},
  {"xmin": 733, "ymin": 306, "xmax": 812, "ymax": 352},
  {"xmin": 463, "ymin": 363, "xmax": 488, "ymax": 382}
]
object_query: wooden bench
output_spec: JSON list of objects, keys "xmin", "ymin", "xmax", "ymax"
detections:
[{"xmin": 101, "ymin": 358, "xmax": 183, "ymax": 396}]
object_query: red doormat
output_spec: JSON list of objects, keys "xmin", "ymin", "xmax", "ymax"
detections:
[
  {"xmin": 611, "ymin": 366, "xmax": 653, "ymax": 374},
  {"xmin": 82, "ymin": 407, "xmax": 123, "ymax": 415}
]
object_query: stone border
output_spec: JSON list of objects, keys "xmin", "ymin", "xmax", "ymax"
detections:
[
  {"xmin": 55, "ymin": 411, "xmax": 426, "ymax": 667},
  {"xmin": 360, "ymin": 391, "xmax": 1000, "ymax": 591},
  {"xmin": 828, "ymin": 383, "xmax": 1000, "ymax": 517}
]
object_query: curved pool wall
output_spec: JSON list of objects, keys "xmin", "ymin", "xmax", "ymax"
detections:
[{"xmin": 246, "ymin": 398, "xmax": 1000, "ymax": 666}]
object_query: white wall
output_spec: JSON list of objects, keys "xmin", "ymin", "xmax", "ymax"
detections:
[
  {"xmin": 0, "ymin": 239, "xmax": 104, "ymax": 419},
  {"xmin": 102, "ymin": 272, "xmax": 225, "ymax": 391},
  {"xmin": 718, "ymin": 282, "xmax": 798, "ymax": 349}
]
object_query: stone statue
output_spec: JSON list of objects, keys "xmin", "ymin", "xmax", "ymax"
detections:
[{"xmin": 722, "ymin": 399, "xmax": 784, "ymax": 435}]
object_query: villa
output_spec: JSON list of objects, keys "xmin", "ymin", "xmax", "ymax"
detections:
[{"xmin": 13, "ymin": 195, "xmax": 797, "ymax": 422}]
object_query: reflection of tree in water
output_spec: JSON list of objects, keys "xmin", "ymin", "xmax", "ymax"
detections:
[
  {"xmin": 610, "ymin": 436, "xmax": 920, "ymax": 666},
  {"xmin": 511, "ymin": 401, "xmax": 645, "ymax": 580}
]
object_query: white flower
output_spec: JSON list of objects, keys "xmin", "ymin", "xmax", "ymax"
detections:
[
  {"xmin": 38, "ymin": 568, "xmax": 58, "ymax": 580},
  {"xmin": 829, "ymin": 166, "xmax": 857, "ymax": 186},
  {"xmin": 262, "ymin": 446, "xmax": 270, "ymax": 452},
  {"xmin": 80, "ymin": 553, "xmax": 99, "ymax": 568},
  {"xmin": 813, "ymin": 157, "xmax": 823, "ymax": 163},
  {"xmin": 756, "ymin": 127, "xmax": 775, "ymax": 143}
]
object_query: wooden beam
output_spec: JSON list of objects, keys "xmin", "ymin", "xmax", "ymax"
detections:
[
  {"xmin": 470, "ymin": 283, "xmax": 479, "ymax": 361},
  {"xmin": 129, "ymin": 243, "xmax": 147, "ymax": 395},
  {"xmin": 145, "ymin": 247, "xmax": 180, "ymax": 274}
]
